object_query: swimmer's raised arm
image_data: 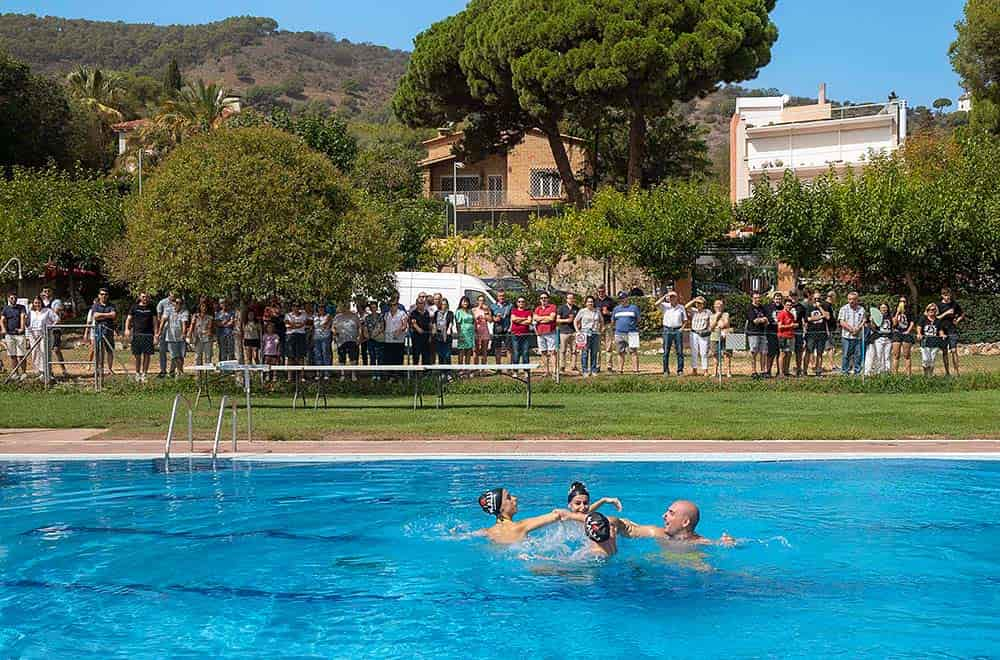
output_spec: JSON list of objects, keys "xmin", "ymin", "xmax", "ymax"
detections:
[
  {"xmin": 615, "ymin": 517, "xmax": 661, "ymax": 539},
  {"xmin": 588, "ymin": 497, "xmax": 623, "ymax": 513},
  {"xmin": 514, "ymin": 508, "xmax": 568, "ymax": 535}
]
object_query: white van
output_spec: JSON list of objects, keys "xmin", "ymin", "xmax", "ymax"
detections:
[{"xmin": 393, "ymin": 272, "xmax": 496, "ymax": 310}]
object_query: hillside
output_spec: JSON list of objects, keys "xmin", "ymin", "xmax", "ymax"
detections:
[
  {"xmin": 0, "ymin": 14, "xmax": 409, "ymax": 119},
  {"xmin": 5, "ymin": 12, "xmax": 951, "ymax": 173}
]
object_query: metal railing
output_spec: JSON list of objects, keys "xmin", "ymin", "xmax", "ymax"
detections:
[
  {"xmin": 164, "ymin": 393, "xmax": 194, "ymax": 460},
  {"xmin": 211, "ymin": 395, "xmax": 239, "ymax": 459},
  {"xmin": 430, "ymin": 190, "xmax": 509, "ymax": 208}
]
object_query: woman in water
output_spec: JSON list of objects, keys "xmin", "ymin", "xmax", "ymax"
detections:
[
  {"xmin": 566, "ymin": 482, "xmax": 622, "ymax": 514},
  {"xmin": 475, "ymin": 488, "xmax": 570, "ymax": 544}
]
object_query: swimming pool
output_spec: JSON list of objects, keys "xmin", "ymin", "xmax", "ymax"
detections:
[{"xmin": 1, "ymin": 458, "xmax": 998, "ymax": 658}]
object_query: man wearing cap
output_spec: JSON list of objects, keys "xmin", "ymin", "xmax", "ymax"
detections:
[
  {"xmin": 611, "ymin": 291, "xmax": 641, "ymax": 374},
  {"xmin": 655, "ymin": 290, "xmax": 687, "ymax": 375},
  {"xmin": 594, "ymin": 285, "xmax": 616, "ymax": 374}
]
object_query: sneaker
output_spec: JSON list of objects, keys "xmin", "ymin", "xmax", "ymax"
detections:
[{"xmin": 156, "ymin": 373, "xmax": 166, "ymax": 379}]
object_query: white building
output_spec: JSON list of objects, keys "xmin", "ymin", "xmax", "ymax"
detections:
[
  {"xmin": 958, "ymin": 92, "xmax": 972, "ymax": 113},
  {"xmin": 729, "ymin": 84, "xmax": 907, "ymax": 202}
]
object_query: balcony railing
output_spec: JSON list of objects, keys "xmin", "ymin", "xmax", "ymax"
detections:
[{"xmin": 431, "ymin": 190, "xmax": 508, "ymax": 208}]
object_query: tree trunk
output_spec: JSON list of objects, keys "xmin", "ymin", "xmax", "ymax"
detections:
[
  {"xmin": 541, "ymin": 123, "xmax": 584, "ymax": 208},
  {"xmin": 903, "ymin": 272, "xmax": 919, "ymax": 308},
  {"xmin": 626, "ymin": 107, "xmax": 646, "ymax": 189}
]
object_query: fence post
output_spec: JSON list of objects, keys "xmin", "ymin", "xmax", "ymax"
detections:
[
  {"xmin": 42, "ymin": 328, "xmax": 51, "ymax": 387},
  {"xmin": 555, "ymin": 331, "xmax": 560, "ymax": 385}
]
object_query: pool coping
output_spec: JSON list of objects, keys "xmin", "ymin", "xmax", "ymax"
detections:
[
  {"xmin": 4, "ymin": 452, "xmax": 1000, "ymax": 462},
  {"xmin": 3, "ymin": 429, "xmax": 1000, "ymax": 461}
]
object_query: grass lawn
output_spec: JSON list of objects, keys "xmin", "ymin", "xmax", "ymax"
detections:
[{"xmin": 2, "ymin": 382, "xmax": 1000, "ymax": 441}]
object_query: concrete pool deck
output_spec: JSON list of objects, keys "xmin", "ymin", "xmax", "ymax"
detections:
[{"xmin": 3, "ymin": 428, "xmax": 1000, "ymax": 459}]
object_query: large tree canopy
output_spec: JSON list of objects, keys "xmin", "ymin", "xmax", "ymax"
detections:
[
  {"xmin": 950, "ymin": 0, "xmax": 1000, "ymax": 133},
  {"xmin": 0, "ymin": 50, "xmax": 109, "ymax": 171},
  {"xmin": 109, "ymin": 127, "xmax": 398, "ymax": 301},
  {"xmin": 0, "ymin": 165, "xmax": 124, "ymax": 275},
  {"xmin": 585, "ymin": 181, "xmax": 732, "ymax": 283},
  {"xmin": 394, "ymin": 0, "xmax": 777, "ymax": 198}
]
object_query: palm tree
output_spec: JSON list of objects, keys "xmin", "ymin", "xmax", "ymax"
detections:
[
  {"xmin": 156, "ymin": 80, "xmax": 240, "ymax": 139},
  {"xmin": 66, "ymin": 65, "xmax": 125, "ymax": 123}
]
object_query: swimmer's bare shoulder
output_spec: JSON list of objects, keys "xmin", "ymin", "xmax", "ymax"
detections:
[{"xmin": 479, "ymin": 509, "xmax": 569, "ymax": 544}]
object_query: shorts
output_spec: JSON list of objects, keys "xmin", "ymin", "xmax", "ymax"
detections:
[
  {"xmin": 95, "ymin": 327, "xmax": 115, "ymax": 348},
  {"xmin": 286, "ymin": 332, "xmax": 307, "ymax": 359},
  {"xmin": 3, "ymin": 334, "xmax": 26, "ymax": 357},
  {"xmin": 492, "ymin": 331, "xmax": 509, "ymax": 356},
  {"xmin": 243, "ymin": 338, "xmax": 260, "ymax": 349},
  {"xmin": 921, "ymin": 346, "xmax": 939, "ymax": 368},
  {"xmin": 794, "ymin": 333, "xmax": 804, "ymax": 352},
  {"xmin": 52, "ymin": 328, "xmax": 62, "ymax": 349},
  {"xmin": 167, "ymin": 341, "xmax": 186, "ymax": 360},
  {"xmin": 806, "ymin": 333, "xmax": 827, "ymax": 354},
  {"xmin": 337, "ymin": 341, "xmax": 359, "ymax": 363},
  {"xmin": 614, "ymin": 333, "xmax": 634, "ymax": 353},
  {"xmin": 778, "ymin": 337, "xmax": 795, "ymax": 353},
  {"xmin": 747, "ymin": 335, "xmax": 768, "ymax": 355},
  {"xmin": 537, "ymin": 333, "xmax": 557, "ymax": 353},
  {"xmin": 945, "ymin": 333, "xmax": 959, "ymax": 350},
  {"xmin": 765, "ymin": 333, "xmax": 778, "ymax": 356},
  {"xmin": 559, "ymin": 332, "xmax": 577, "ymax": 350},
  {"xmin": 131, "ymin": 335, "xmax": 155, "ymax": 356},
  {"xmin": 892, "ymin": 331, "xmax": 914, "ymax": 344}
]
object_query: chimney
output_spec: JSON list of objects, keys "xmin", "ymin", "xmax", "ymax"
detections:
[{"xmin": 818, "ymin": 83, "xmax": 827, "ymax": 105}]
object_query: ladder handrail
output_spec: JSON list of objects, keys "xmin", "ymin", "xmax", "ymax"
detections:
[
  {"xmin": 211, "ymin": 396, "xmax": 239, "ymax": 459},
  {"xmin": 164, "ymin": 393, "xmax": 194, "ymax": 461}
]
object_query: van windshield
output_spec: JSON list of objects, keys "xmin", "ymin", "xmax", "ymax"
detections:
[{"xmin": 465, "ymin": 289, "xmax": 495, "ymax": 306}]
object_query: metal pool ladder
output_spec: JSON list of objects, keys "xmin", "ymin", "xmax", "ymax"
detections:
[
  {"xmin": 164, "ymin": 394, "xmax": 194, "ymax": 460},
  {"xmin": 211, "ymin": 395, "xmax": 239, "ymax": 459}
]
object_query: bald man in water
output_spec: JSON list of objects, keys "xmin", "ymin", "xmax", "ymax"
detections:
[{"xmin": 618, "ymin": 500, "xmax": 735, "ymax": 546}]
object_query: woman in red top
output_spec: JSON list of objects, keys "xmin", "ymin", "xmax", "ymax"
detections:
[{"xmin": 509, "ymin": 296, "xmax": 533, "ymax": 370}]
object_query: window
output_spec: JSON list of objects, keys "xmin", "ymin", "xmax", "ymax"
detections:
[
  {"xmin": 439, "ymin": 175, "xmax": 481, "ymax": 192},
  {"xmin": 530, "ymin": 169, "xmax": 562, "ymax": 198}
]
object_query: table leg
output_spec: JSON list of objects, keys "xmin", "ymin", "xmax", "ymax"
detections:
[
  {"xmin": 527, "ymin": 369, "xmax": 532, "ymax": 409},
  {"xmin": 437, "ymin": 372, "xmax": 444, "ymax": 409},
  {"xmin": 244, "ymin": 371, "xmax": 253, "ymax": 444},
  {"xmin": 412, "ymin": 373, "xmax": 419, "ymax": 410},
  {"xmin": 292, "ymin": 369, "xmax": 302, "ymax": 410}
]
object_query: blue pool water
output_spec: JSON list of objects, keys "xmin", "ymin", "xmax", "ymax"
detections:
[{"xmin": 1, "ymin": 458, "xmax": 999, "ymax": 658}]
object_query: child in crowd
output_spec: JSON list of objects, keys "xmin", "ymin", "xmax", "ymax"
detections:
[
  {"xmin": 262, "ymin": 321, "xmax": 281, "ymax": 385},
  {"xmin": 917, "ymin": 303, "xmax": 946, "ymax": 376},
  {"xmin": 242, "ymin": 310, "xmax": 261, "ymax": 365}
]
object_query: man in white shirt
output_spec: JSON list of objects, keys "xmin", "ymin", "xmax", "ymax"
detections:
[
  {"xmin": 40, "ymin": 287, "xmax": 69, "ymax": 377},
  {"xmin": 655, "ymin": 290, "xmax": 687, "ymax": 375},
  {"xmin": 382, "ymin": 291, "xmax": 409, "ymax": 368},
  {"xmin": 156, "ymin": 291, "xmax": 178, "ymax": 378},
  {"xmin": 838, "ymin": 291, "xmax": 866, "ymax": 375}
]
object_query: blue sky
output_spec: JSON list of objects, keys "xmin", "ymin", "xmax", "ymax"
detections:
[{"xmin": 6, "ymin": 0, "xmax": 966, "ymax": 108}]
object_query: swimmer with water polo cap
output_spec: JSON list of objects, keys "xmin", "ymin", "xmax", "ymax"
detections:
[
  {"xmin": 474, "ymin": 487, "xmax": 571, "ymax": 544},
  {"xmin": 583, "ymin": 511, "xmax": 621, "ymax": 558},
  {"xmin": 566, "ymin": 481, "xmax": 623, "ymax": 514},
  {"xmin": 618, "ymin": 500, "xmax": 735, "ymax": 547}
]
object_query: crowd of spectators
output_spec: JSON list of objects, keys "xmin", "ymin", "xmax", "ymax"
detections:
[{"xmin": 0, "ymin": 284, "xmax": 968, "ymax": 382}]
